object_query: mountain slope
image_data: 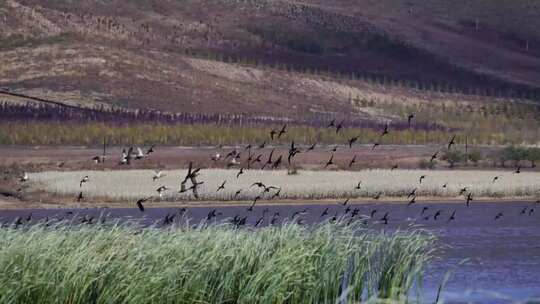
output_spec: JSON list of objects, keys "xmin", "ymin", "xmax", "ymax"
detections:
[{"xmin": 1, "ymin": 0, "xmax": 539, "ymax": 120}]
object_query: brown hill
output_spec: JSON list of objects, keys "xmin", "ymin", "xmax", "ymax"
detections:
[{"xmin": 1, "ymin": 0, "xmax": 539, "ymax": 120}]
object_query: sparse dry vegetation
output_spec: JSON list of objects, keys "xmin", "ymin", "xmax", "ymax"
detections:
[{"xmin": 29, "ymin": 169, "xmax": 540, "ymax": 202}]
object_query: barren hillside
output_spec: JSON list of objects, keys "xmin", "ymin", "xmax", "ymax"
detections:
[{"xmin": 1, "ymin": 0, "xmax": 539, "ymax": 120}]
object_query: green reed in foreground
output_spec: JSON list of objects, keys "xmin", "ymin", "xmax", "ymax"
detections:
[{"xmin": 0, "ymin": 222, "xmax": 434, "ymax": 303}]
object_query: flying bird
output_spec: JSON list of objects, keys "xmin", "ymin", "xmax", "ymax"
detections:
[
  {"xmin": 447, "ymin": 135, "xmax": 456, "ymax": 150},
  {"xmin": 119, "ymin": 148, "xmax": 131, "ymax": 165},
  {"xmin": 348, "ymin": 136, "xmax": 359, "ymax": 148},
  {"xmin": 153, "ymin": 170, "xmax": 165, "ymax": 181},
  {"xmin": 227, "ymin": 158, "xmax": 240, "ymax": 168},
  {"xmin": 321, "ymin": 207, "xmax": 329, "ymax": 217},
  {"xmin": 179, "ymin": 182, "xmax": 204, "ymax": 198},
  {"xmin": 334, "ymin": 120, "xmax": 344, "ymax": 134},
  {"xmin": 380, "ymin": 212, "xmax": 389, "ymax": 225},
  {"xmin": 407, "ymin": 196, "xmax": 416, "ymax": 206},
  {"xmin": 262, "ymin": 185, "xmax": 280, "ymax": 194},
  {"xmin": 494, "ymin": 212, "xmax": 503, "ymax": 220},
  {"xmin": 236, "ymin": 167, "xmax": 244, "ymax": 178},
  {"xmin": 371, "ymin": 142, "xmax": 379, "ymax": 150},
  {"xmin": 272, "ymin": 155, "xmax": 283, "ymax": 169},
  {"xmin": 225, "ymin": 150, "xmax": 238, "ymax": 160},
  {"xmin": 291, "ymin": 209, "xmax": 308, "ymax": 219},
  {"xmin": 136, "ymin": 197, "xmax": 150, "ymax": 212},
  {"xmin": 251, "ymin": 154, "xmax": 263, "ymax": 165},
  {"xmin": 246, "ymin": 151, "xmax": 255, "ymax": 169},
  {"xmin": 327, "ymin": 119, "xmax": 336, "ymax": 128},
  {"xmin": 466, "ymin": 193, "xmax": 473, "ymax": 206},
  {"xmin": 419, "ymin": 175, "xmax": 426, "ymax": 184},
  {"xmin": 80, "ymin": 176, "xmax": 89, "ymax": 187},
  {"xmin": 271, "ymin": 188, "xmax": 281, "ymax": 199},
  {"xmin": 146, "ymin": 145, "xmax": 155, "ymax": 156},
  {"xmin": 211, "ymin": 153, "xmax": 221, "ymax": 161},
  {"xmin": 407, "ymin": 113, "xmax": 415, "ymax": 128},
  {"xmin": 288, "ymin": 141, "xmax": 301, "ymax": 164},
  {"xmin": 269, "ymin": 129, "xmax": 277, "ymax": 140},
  {"xmin": 448, "ymin": 210, "xmax": 456, "ymax": 222},
  {"xmin": 380, "ymin": 123, "xmax": 389, "ymax": 137},
  {"xmin": 20, "ymin": 172, "xmax": 28, "ymax": 182},
  {"xmin": 325, "ymin": 154, "xmax": 334, "ymax": 168},
  {"xmin": 277, "ymin": 124, "xmax": 287, "ymax": 139},
  {"xmin": 408, "ymin": 188, "xmax": 417, "ymax": 199},
  {"xmin": 354, "ymin": 181, "xmax": 362, "ymax": 190},
  {"xmin": 180, "ymin": 162, "xmax": 202, "ymax": 198},
  {"xmin": 217, "ymin": 180, "xmax": 226, "ymax": 192},
  {"xmin": 348, "ymin": 155, "xmax": 357, "ymax": 167},
  {"xmin": 135, "ymin": 147, "xmax": 145, "ymax": 160},
  {"xmin": 156, "ymin": 186, "xmax": 169, "ymax": 198},
  {"xmin": 207, "ymin": 209, "xmax": 222, "ymax": 221},
  {"xmin": 247, "ymin": 195, "xmax": 261, "ymax": 211},
  {"xmin": 162, "ymin": 213, "xmax": 176, "ymax": 226},
  {"xmin": 430, "ymin": 151, "xmax": 439, "ymax": 162},
  {"xmin": 262, "ymin": 149, "xmax": 275, "ymax": 170},
  {"xmin": 251, "ymin": 182, "xmax": 266, "ymax": 189},
  {"xmin": 254, "ymin": 217, "xmax": 264, "ymax": 227}
]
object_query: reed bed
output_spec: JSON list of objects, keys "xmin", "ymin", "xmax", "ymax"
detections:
[
  {"xmin": 0, "ymin": 222, "xmax": 434, "ymax": 303},
  {"xmin": 29, "ymin": 169, "xmax": 540, "ymax": 202}
]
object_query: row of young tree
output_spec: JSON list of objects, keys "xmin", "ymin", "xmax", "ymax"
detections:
[
  {"xmin": 184, "ymin": 47, "xmax": 540, "ymax": 102},
  {"xmin": 498, "ymin": 146, "xmax": 540, "ymax": 168},
  {"xmin": 435, "ymin": 146, "xmax": 540, "ymax": 169},
  {"xmin": 0, "ymin": 101, "xmax": 447, "ymax": 132}
]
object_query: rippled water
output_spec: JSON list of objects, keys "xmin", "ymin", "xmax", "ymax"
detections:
[{"xmin": 1, "ymin": 201, "xmax": 539, "ymax": 303}]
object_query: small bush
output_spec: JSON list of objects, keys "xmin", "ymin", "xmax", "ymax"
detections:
[
  {"xmin": 467, "ymin": 150, "xmax": 482, "ymax": 166},
  {"xmin": 442, "ymin": 150, "xmax": 465, "ymax": 168},
  {"xmin": 287, "ymin": 166, "xmax": 300, "ymax": 175},
  {"xmin": 418, "ymin": 159, "xmax": 436, "ymax": 169}
]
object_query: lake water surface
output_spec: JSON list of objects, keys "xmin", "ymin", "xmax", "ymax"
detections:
[{"xmin": 1, "ymin": 201, "xmax": 539, "ymax": 303}]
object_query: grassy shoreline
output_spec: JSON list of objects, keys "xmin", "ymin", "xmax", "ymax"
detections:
[{"xmin": 0, "ymin": 197, "xmax": 538, "ymax": 211}]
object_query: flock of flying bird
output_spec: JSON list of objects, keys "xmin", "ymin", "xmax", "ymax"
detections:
[{"xmin": 16, "ymin": 114, "xmax": 540, "ymax": 227}]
